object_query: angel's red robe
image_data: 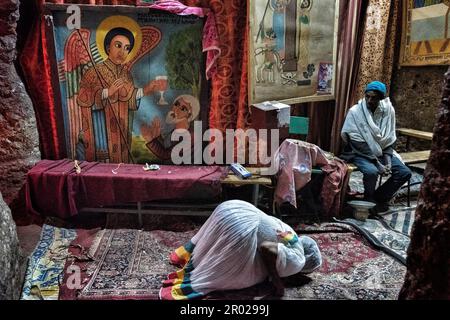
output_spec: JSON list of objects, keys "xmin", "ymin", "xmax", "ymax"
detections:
[{"xmin": 77, "ymin": 58, "xmax": 140, "ymax": 163}]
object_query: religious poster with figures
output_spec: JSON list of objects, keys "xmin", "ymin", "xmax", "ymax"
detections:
[
  {"xmin": 400, "ymin": 0, "xmax": 450, "ymax": 66},
  {"xmin": 45, "ymin": 4, "xmax": 208, "ymax": 164},
  {"xmin": 248, "ymin": 0, "xmax": 339, "ymax": 105}
]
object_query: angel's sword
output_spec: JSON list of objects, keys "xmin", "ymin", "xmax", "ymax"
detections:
[{"xmin": 76, "ymin": 29, "xmax": 136, "ymax": 164}]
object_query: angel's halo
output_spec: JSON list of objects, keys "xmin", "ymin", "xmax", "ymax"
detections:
[{"xmin": 96, "ymin": 15, "xmax": 142, "ymax": 63}]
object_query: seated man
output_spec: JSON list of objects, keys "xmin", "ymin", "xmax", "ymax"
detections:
[
  {"xmin": 160, "ymin": 200, "xmax": 322, "ymax": 300},
  {"xmin": 340, "ymin": 81, "xmax": 411, "ymax": 213}
]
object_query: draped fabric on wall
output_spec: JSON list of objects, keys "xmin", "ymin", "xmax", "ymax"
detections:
[
  {"xmin": 291, "ymin": 101, "xmax": 335, "ymax": 152},
  {"xmin": 306, "ymin": 101, "xmax": 335, "ymax": 152},
  {"xmin": 19, "ymin": 5, "xmax": 61, "ymax": 160},
  {"xmin": 329, "ymin": 0, "xmax": 368, "ymax": 155},
  {"xmin": 183, "ymin": 0, "xmax": 249, "ymax": 132},
  {"xmin": 19, "ymin": 0, "xmax": 249, "ymax": 159},
  {"xmin": 354, "ymin": 0, "xmax": 402, "ymax": 100}
]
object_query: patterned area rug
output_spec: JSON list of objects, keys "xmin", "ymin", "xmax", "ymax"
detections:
[
  {"xmin": 283, "ymin": 231, "xmax": 406, "ymax": 300},
  {"xmin": 21, "ymin": 224, "xmax": 77, "ymax": 300},
  {"xmin": 75, "ymin": 228, "xmax": 198, "ymax": 300},
  {"xmin": 378, "ymin": 207, "xmax": 416, "ymax": 236},
  {"xmin": 336, "ymin": 218, "xmax": 410, "ymax": 265},
  {"xmin": 62, "ymin": 222, "xmax": 405, "ymax": 300}
]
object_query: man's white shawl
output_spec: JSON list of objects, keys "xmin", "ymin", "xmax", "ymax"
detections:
[{"xmin": 341, "ymin": 97, "xmax": 396, "ymax": 157}]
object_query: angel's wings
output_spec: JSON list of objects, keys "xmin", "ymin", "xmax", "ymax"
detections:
[
  {"xmin": 124, "ymin": 26, "xmax": 162, "ymax": 70},
  {"xmin": 58, "ymin": 28, "xmax": 98, "ymax": 159}
]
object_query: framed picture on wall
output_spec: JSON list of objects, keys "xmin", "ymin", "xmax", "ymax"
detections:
[
  {"xmin": 399, "ymin": 0, "xmax": 450, "ymax": 66},
  {"xmin": 44, "ymin": 4, "xmax": 209, "ymax": 164},
  {"xmin": 248, "ymin": 0, "xmax": 340, "ymax": 105},
  {"xmin": 317, "ymin": 62, "xmax": 333, "ymax": 95}
]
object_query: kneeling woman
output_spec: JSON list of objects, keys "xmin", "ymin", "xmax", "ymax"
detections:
[{"xmin": 160, "ymin": 200, "xmax": 322, "ymax": 299}]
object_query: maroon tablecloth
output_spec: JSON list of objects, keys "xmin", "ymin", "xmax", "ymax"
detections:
[{"xmin": 25, "ymin": 159, "xmax": 227, "ymax": 218}]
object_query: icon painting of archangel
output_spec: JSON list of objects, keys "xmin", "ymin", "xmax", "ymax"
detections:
[
  {"xmin": 248, "ymin": 0, "xmax": 339, "ymax": 104},
  {"xmin": 48, "ymin": 5, "xmax": 207, "ymax": 164}
]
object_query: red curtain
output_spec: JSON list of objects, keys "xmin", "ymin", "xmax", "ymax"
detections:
[
  {"xmin": 306, "ymin": 101, "xmax": 335, "ymax": 152},
  {"xmin": 183, "ymin": 0, "xmax": 249, "ymax": 131},
  {"xmin": 20, "ymin": 2, "xmax": 62, "ymax": 159},
  {"xmin": 290, "ymin": 101, "xmax": 335, "ymax": 152},
  {"xmin": 19, "ymin": 0, "xmax": 249, "ymax": 159}
]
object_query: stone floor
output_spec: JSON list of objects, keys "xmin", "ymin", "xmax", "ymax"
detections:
[{"xmin": 16, "ymin": 224, "xmax": 42, "ymax": 258}]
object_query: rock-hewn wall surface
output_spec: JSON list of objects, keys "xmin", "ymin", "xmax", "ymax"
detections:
[
  {"xmin": 0, "ymin": 0, "xmax": 39, "ymax": 301},
  {"xmin": 0, "ymin": 192, "xmax": 26, "ymax": 300},
  {"xmin": 399, "ymin": 68, "xmax": 450, "ymax": 300},
  {"xmin": 391, "ymin": 66, "xmax": 447, "ymax": 151},
  {"xmin": 0, "ymin": 0, "xmax": 40, "ymax": 206}
]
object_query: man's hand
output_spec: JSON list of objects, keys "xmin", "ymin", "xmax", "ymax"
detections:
[
  {"xmin": 140, "ymin": 117, "xmax": 161, "ymax": 142},
  {"xmin": 376, "ymin": 160, "xmax": 390, "ymax": 176},
  {"xmin": 143, "ymin": 79, "xmax": 167, "ymax": 96},
  {"xmin": 383, "ymin": 154, "xmax": 392, "ymax": 174}
]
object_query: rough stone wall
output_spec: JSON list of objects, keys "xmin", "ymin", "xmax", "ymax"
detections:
[
  {"xmin": 0, "ymin": 0, "xmax": 39, "ymax": 300},
  {"xmin": 391, "ymin": 66, "xmax": 447, "ymax": 152},
  {"xmin": 0, "ymin": 0, "xmax": 40, "ymax": 205},
  {"xmin": 399, "ymin": 68, "xmax": 450, "ymax": 300},
  {"xmin": 0, "ymin": 192, "xmax": 26, "ymax": 300}
]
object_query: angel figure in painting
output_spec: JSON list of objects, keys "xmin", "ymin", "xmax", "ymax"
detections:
[{"xmin": 64, "ymin": 15, "xmax": 165, "ymax": 163}]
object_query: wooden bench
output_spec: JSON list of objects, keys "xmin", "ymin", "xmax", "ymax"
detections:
[
  {"xmin": 397, "ymin": 128, "xmax": 433, "ymax": 150},
  {"xmin": 221, "ymin": 167, "xmax": 273, "ymax": 206},
  {"xmin": 396, "ymin": 128, "xmax": 433, "ymax": 206},
  {"xmin": 399, "ymin": 150, "xmax": 430, "ymax": 164},
  {"xmin": 397, "ymin": 150, "xmax": 430, "ymax": 206},
  {"xmin": 397, "ymin": 128, "xmax": 433, "ymax": 140}
]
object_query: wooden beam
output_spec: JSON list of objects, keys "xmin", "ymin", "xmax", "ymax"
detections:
[
  {"xmin": 221, "ymin": 174, "xmax": 272, "ymax": 186},
  {"xmin": 399, "ymin": 150, "xmax": 431, "ymax": 164},
  {"xmin": 397, "ymin": 128, "xmax": 433, "ymax": 141}
]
